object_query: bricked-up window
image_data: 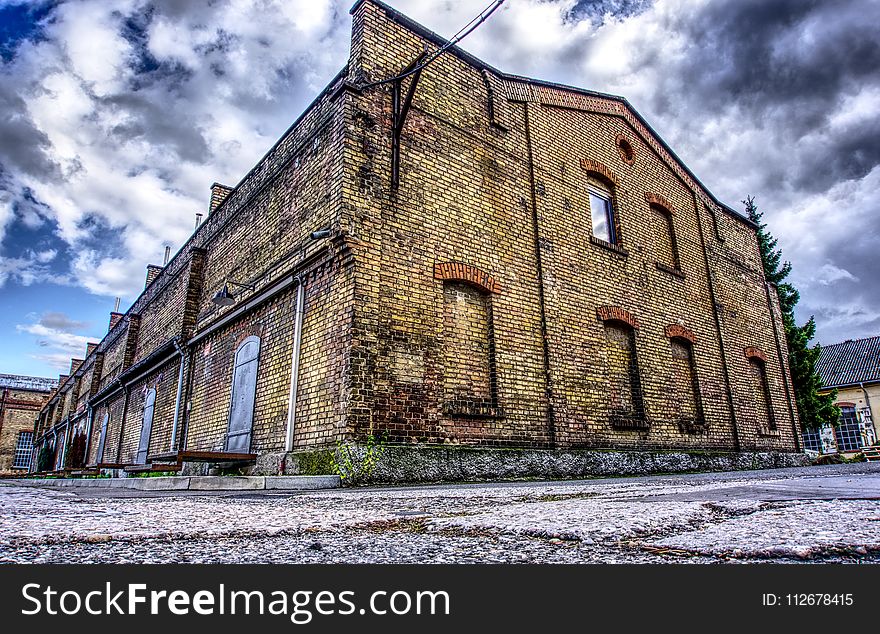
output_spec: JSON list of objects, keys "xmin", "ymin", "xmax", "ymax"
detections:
[
  {"xmin": 604, "ymin": 321, "xmax": 646, "ymax": 428},
  {"xmin": 670, "ymin": 338, "xmax": 704, "ymax": 430},
  {"xmin": 442, "ymin": 282, "xmax": 499, "ymax": 417},
  {"xmin": 12, "ymin": 431, "xmax": 33, "ymax": 469},
  {"xmin": 589, "ymin": 184, "xmax": 616, "ymax": 245},
  {"xmin": 748, "ymin": 356, "xmax": 776, "ymax": 431},
  {"xmin": 652, "ymin": 204, "xmax": 680, "ymax": 270}
]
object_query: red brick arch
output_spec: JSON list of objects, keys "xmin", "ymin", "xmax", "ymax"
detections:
[
  {"xmin": 433, "ymin": 262, "xmax": 501, "ymax": 294},
  {"xmin": 645, "ymin": 192, "xmax": 675, "ymax": 213},
  {"xmin": 579, "ymin": 158, "xmax": 619, "ymax": 185},
  {"xmin": 744, "ymin": 346, "xmax": 767, "ymax": 362},
  {"xmin": 597, "ymin": 305, "xmax": 639, "ymax": 329},
  {"xmin": 664, "ymin": 324, "xmax": 696, "ymax": 344}
]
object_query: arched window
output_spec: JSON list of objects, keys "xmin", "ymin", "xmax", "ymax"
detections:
[
  {"xmin": 442, "ymin": 281, "xmax": 498, "ymax": 417},
  {"xmin": 603, "ymin": 320, "xmax": 645, "ymax": 428},
  {"xmin": 747, "ymin": 355, "xmax": 775, "ymax": 431},
  {"xmin": 135, "ymin": 388, "xmax": 156, "ymax": 465},
  {"xmin": 226, "ymin": 336, "xmax": 261, "ymax": 452},
  {"xmin": 669, "ymin": 337, "xmax": 703, "ymax": 430}
]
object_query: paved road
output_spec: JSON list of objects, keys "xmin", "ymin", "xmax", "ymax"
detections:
[{"xmin": 2, "ymin": 463, "xmax": 879, "ymax": 563}]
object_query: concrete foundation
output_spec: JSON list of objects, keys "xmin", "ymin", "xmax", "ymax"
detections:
[{"xmin": 278, "ymin": 444, "xmax": 811, "ymax": 484}]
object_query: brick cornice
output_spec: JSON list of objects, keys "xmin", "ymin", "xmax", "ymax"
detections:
[
  {"xmin": 434, "ymin": 262, "xmax": 501, "ymax": 294},
  {"xmin": 597, "ymin": 305, "xmax": 639, "ymax": 329}
]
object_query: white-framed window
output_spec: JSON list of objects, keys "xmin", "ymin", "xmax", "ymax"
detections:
[
  {"xmin": 13, "ymin": 431, "xmax": 33, "ymax": 469},
  {"xmin": 588, "ymin": 185, "xmax": 616, "ymax": 244}
]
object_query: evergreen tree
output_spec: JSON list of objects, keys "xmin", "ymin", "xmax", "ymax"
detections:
[{"xmin": 744, "ymin": 196, "xmax": 839, "ymax": 430}]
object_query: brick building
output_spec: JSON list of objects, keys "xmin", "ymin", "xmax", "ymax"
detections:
[
  {"xmin": 808, "ymin": 335, "xmax": 880, "ymax": 454},
  {"xmin": 31, "ymin": 0, "xmax": 802, "ymax": 480},
  {"xmin": 0, "ymin": 374, "xmax": 55, "ymax": 474}
]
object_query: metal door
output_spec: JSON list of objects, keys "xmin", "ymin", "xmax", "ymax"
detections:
[
  {"xmin": 95, "ymin": 412, "xmax": 109, "ymax": 463},
  {"xmin": 135, "ymin": 389, "xmax": 156, "ymax": 464},
  {"xmin": 226, "ymin": 336, "xmax": 260, "ymax": 453}
]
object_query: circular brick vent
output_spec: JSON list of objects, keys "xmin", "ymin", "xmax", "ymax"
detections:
[{"xmin": 616, "ymin": 134, "xmax": 636, "ymax": 165}]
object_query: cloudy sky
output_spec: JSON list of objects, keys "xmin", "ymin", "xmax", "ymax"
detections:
[{"xmin": 0, "ymin": 0, "xmax": 877, "ymax": 378}]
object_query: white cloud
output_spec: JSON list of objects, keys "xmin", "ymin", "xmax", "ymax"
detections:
[{"xmin": 0, "ymin": 0, "xmax": 877, "ymax": 347}]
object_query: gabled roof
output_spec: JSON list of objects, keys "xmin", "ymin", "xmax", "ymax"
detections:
[
  {"xmin": 0, "ymin": 374, "xmax": 57, "ymax": 392},
  {"xmin": 817, "ymin": 335, "xmax": 880, "ymax": 388},
  {"xmin": 352, "ymin": 0, "xmax": 754, "ymax": 228}
]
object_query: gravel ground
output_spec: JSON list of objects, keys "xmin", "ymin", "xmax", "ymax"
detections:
[{"xmin": 2, "ymin": 463, "xmax": 879, "ymax": 564}]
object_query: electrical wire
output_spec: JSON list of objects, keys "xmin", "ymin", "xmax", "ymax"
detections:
[{"xmin": 360, "ymin": 0, "xmax": 506, "ymax": 89}]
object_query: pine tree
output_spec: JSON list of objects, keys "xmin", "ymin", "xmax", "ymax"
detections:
[{"xmin": 744, "ymin": 196, "xmax": 839, "ymax": 430}]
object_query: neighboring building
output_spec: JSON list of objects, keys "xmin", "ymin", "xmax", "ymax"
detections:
[
  {"xmin": 31, "ymin": 0, "xmax": 802, "ymax": 479},
  {"xmin": 0, "ymin": 374, "xmax": 56, "ymax": 474},
  {"xmin": 811, "ymin": 335, "xmax": 880, "ymax": 454}
]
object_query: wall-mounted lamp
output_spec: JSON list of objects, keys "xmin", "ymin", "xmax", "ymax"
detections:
[
  {"xmin": 212, "ymin": 280, "xmax": 255, "ymax": 306},
  {"xmin": 310, "ymin": 227, "xmax": 332, "ymax": 240}
]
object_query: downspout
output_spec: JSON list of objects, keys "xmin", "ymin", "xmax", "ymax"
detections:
[
  {"xmin": 83, "ymin": 405, "xmax": 94, "ymax": 466},
  {"xmin": 765, "ymin": 281, "xmax": 801, "ymax": 451},
  {"xmin": 170, "ymin": 339, "xmax": 186, "ymax": 452},
  {"xmin": 523, "ymin": 103, "xmax": 557, "ymax": 448},
  {"xmin": 0, "ymin": 388, "xmax": 6, "ymax": 446},
  {"xmin": 691, "ymin": 192, "xmax": 740, "ymax": 451},
  {"xmin": 115, "ymin": 379, "xmax": 129, "ymax": 464},
  {"xmin": 284, "ymin": 276, "xmax": 307, "ymax": 453}
]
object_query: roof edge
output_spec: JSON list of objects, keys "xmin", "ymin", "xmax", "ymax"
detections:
[{"xmin": 351, "ymin": 0, "xmax": 753, "ymax": 228}]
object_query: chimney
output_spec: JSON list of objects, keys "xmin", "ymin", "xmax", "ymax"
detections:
[
  {"xmin": 195, "ymin": 213, "xmax": 203, "ymax": 229},
  {"xmin": 86, "ymin": 342, "xmax": 99, "ymax": 358},
  {"xmin": 145, "ymin": 264, "xmax": 163, "ymax": 288},
  {"xmin": 163, "ymin": 245, "xmax": 171, "ymax": 266},
  {"xmin": 57, "ymin": 374, "xmax": 68, "ymax": 387},
  {"xmin": 210, "ymin": 182, "xmax": 233, "ymax": 214},
  {"xmin": 109, "ymin": 312, "xmax": 124, "ymax": 332},
  {"xmin": 69, "ymin": 358, "xmax": 84, "ymax": 375}
]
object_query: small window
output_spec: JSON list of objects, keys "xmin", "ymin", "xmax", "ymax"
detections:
[
  {"xmin": 589, "ymin": 186, "xmax": 616, "ymax": 244},
  {"xmin": 13, "ymin": 431, "xmax": 33, "ymax": 469}
]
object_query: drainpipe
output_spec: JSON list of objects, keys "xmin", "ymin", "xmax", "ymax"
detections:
[
  {"xmin": 170, "ymin": 339, "xmax": 186, "ymax": 452},
  {"xmin": 765, "ymin": 281, "xmax": 801, "ymax": 452},
  {"xmin": 115, "ymin": 379, "xmax": 129, "ymax": 464},
  {"xmin": 83, "ymin": 405, "xmax": 94, "ymax": 466},
  {"xmin": 523, "ymin": 103, "xmax": 557, "ymax": 448},
  {"xmin": 691, "ymin": 192, "xmax": 740, "ymax": 451},
  {"xmin": 284, "ymin": 276, "xmax": 307, "ymax": 453}
]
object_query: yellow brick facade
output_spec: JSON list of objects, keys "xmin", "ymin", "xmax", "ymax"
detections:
[{"xmin": 29, "ymin": 0, "xmax": 800, "ymax": 476}]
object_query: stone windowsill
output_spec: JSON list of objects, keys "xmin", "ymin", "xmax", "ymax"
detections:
[
  {"xmin": 443, "ymin": 400, "xmax": 505, "ymax": 419},
  {"xmin": 656, "ymin": 261, "xmax": 686, "ymax": 279},
  {"xmin": 590, "ymin": 236, "xmax": 628, "ymax": 257},
  {"xmin": 610, "ymin": 414, "xmax": 649, "ymax": 430}
]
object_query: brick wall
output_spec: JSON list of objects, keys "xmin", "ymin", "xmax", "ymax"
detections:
[
  {"xmin": 339, "ymin": 0, "xmax": 799, "ymax": 453},
  {"xmin": 30, "ymin": 0, "xmax": 800, "ymax": 472},
  {"xmin": 0, "ymin": 388, "xmax": 50, "ymax": 473}
]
